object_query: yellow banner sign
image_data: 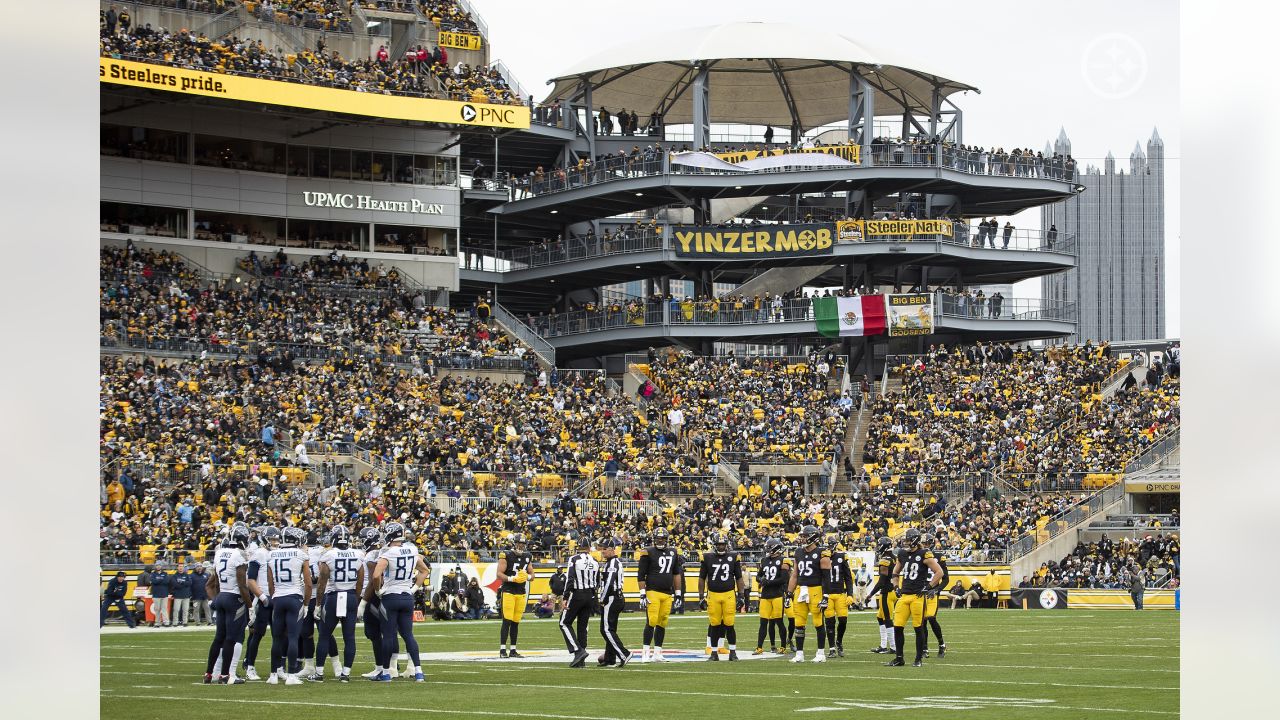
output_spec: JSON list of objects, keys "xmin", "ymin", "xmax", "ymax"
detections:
[
  {"xmin": 713, "ymin": 144, "xmax": 861, "ymax": 165},
  {"xmin": 836, "ymin": 219, "xmax": 954, "ymax": 241},
  {"xmin": 99, "ymin": 57, "xmax": 528, "ymax": 129},
  {"xmin": 438, "ymin": 31, "xmax": 483, "ymax": 50},
  {"xmin": 672, "ymin": 223, "xmax": 834, "ymax": 258},
  {"xmin": 1125, "ymin": 479, "xmax": 1181, "ymax": 494}
]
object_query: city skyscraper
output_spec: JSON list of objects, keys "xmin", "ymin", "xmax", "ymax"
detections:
[{"xmin": 1041, "ymin": 127, "xmax": 1166, "ymax": 342}]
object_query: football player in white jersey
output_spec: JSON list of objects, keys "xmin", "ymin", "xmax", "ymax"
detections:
[
  {"xmin": 266, "ymin": 527, "xmax": 313, "ymax": 686},
  {"xmin": 369, "ymin": 522, "xmax": 428, "ymax": 682},
  {"xmin": 309, "ymin": 525, "xmax": 363, "ymax": 682},
  {"xmin": 242, "ymin": 526, "xmax": 279, "ymax": 681},
  {"xmin": 357, "ymin": 527, "xmax": 398, "ymax": 679},
  {"xmin": 204, "ymin": 522, "xmax": 253, "ymax": 685},
  {"xmin": 297, "ymin": 530, "xmax": 326, "ymax": 678}
]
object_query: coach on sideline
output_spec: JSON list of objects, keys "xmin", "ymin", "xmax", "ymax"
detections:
[{"xmin": 101, "ymin": 571, "xmax": 136, "ymax": 628}]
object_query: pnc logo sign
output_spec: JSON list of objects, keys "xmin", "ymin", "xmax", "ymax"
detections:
[{"xmin": 460, "ymin": 104, "xmax": 478, "ymax": 121}]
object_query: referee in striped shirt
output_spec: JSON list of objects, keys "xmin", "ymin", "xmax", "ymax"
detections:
[
  {"xmin": 560, "ymin": 545, "xmax": 599, "ymax": 667},
  {"xmin": 597, "ymin": 537, "xmax": 632, "ymax": 667}
]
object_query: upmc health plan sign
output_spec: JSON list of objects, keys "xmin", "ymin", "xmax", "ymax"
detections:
[{"xmin": 100, "ymin": 58, "xmax": 529, "ymax": 129}]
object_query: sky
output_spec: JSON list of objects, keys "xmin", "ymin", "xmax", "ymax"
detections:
[{"xmin": 469, "ymin": 0, "xmax": 1180, "ymax": 334}]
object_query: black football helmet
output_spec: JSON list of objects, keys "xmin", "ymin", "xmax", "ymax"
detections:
[
  {"xmin": 764, "ymin": 537, "xmax": 784, "ymax": 557},
  {"xmin": 800, "ymin": 524, "xmax": 821, "ymax": 547},
  {"xmin": 652, "ymin": 526, "xmax": 669, "ymax": 549},
  {"xmin": 330, "ymin": 525, "xmax": 352, "ymax": 549},
  {"xmin": 512, "ymin": 532, "xmax": 527, "ymax": 548},
  {"xmin": 875, "ymin": 536, "xmax": 893, "ymax": 555},
  {"xmin": 710, "ymin": 532, "xmax": 729, "ymax": 553},
  {"xmin": 902, "ymin": 527, "xmax": 922, "ymax": 548}
]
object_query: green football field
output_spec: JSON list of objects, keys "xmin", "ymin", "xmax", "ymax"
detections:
[{"xmin": 101, "ymin": 609, "xmax": 1178, "ymax": 719}]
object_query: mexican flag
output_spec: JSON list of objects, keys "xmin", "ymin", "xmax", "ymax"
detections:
[{"xmin": 813, "ymin": 295, "xmax": 887, "ymax": 337}]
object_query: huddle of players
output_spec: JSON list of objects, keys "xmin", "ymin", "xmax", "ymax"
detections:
[{"xmin": 202, "ymin": 520, "xmax": 429, "ymax": 685}]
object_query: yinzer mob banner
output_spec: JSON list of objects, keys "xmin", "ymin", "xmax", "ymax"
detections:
[
  {"xmin": 671, "ymin": 223, "xmax": 835, "ymax": 258},
  {"xmin": 99, "ymin": 57, "xmax": 528, "ymax": 129},
  {"xmin": 836, "ymin": 219, "xmax": 954, "ymax": 241},
  {"xmin": 438, "ymin": 31, "xmax": 483, "ymax": 50},
  {"xmin": 886, "ymin": 293, "xmax": 934, "ymax": 336},
  {"xmin": 712, "ymin": 144, "xmax": 861, "ymax": 165}
]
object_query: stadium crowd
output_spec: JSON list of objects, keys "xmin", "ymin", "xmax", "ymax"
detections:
[
  {"xmin": 1021, "ymin": 533, "xmax": 1181, "ymax": 589},
  {"xmin": 861, "ymin": 342, "xmax": 1179, "ymax": 487},
  {"xmin": 100, "ymin": 20, "xmax": 520, "ymax": 104}
]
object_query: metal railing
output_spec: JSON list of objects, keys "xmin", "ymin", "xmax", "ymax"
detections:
[
  {"xmin": 1007, "ymin": 481, "xmax": 1126, "ymax": 559},
  {"xmin": 491, "ymin": 302, "xmax": 555, "ymax": 368},
  {"xmin": 512, "ymin": 143, "xmax": 1079, "ymax": 199},
  {"xmin": 459, "ymin": 229, "xmax": 666, "ymax": 273},
  {"xmin": 1123, "ymin": 427, "xmax": 1181, "ymax": 474},
  {"xmin": 933, "ymin": 294, "xmax": 1076, "ymax": 323},
  {"xmin": 1099, "ymin": 357, "xmax": 1138, "ymax": 396}
]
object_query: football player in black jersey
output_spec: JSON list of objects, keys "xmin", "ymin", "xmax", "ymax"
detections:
[
  {"xmin": 822, "ymin": 542, "xmax": 855, "ymax": 657},
  {"xmin": 496, "ymin": 533, "xmax": 534, "ymax": 658},
  {"xmin": 888, "ymin": 528, "xmax": 944, "ymax": 667},
  {"xmin": 636, "ymin": 526, "xmax": 684, "ymax": 662},
  {"xmin": 753, "ymin": 538, "xmax": 790, "ymax": 655},
  {"xmin": 869, "ymin": 536, "xmax": 898, "ymax": 654},
  {"xmin": 699, "ymin": 533, "xmax": 745, "ymax": 661},
  {"xmin": 785, "ymin": 525, "xmax": 832, "ymax": 663},
  {"xmin": 920, "ymin": 533, "xmax": 949, "ymax": 658}
]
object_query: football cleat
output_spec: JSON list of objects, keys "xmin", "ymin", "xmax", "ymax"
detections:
[
  {"xmin": 570, "ymin": 650, "xmax": 588, "ymax": 668},
  {"xmin": 707, "ymin": 653, "xmax": 719, "ymax": 661},
  {"xmin": 498, "ymin": 649, "xmax": 508, "ymax": 659},
  {"xmin": 305, "ymin": 672, "xmax": 323, "ymax": 682},
  {"xmin": 938, "ymin": 643, "xmax": 947, "ymax": 658},
  {"xmin": 362, "ymin": 668, "xmax": 382, "ymax": 678},
  {"xmin": 913, "ymin": 659, "xmax": 924, "ymax": 667},
  {"xmin": 790, "ymin": 652, "xmax": 805, "ymax": 663},
  {"xmin": 227, "ymin": 676, "xmax": 245, "ymax": 685},
  {"xmin": 752, "ymin": 647, "xmax": 764, "ymax": 656},
  {"xmin": 871, "ymin": 647, "xmax": 890, "ymax": 654},
  {"xmin": 616, "ymin": 651, "xmax": 633, "ymax": 668},
  {"xmin": 813, "ymin": 652, "xmax": 826, "ymax": 663},
  {"xmin": 922, "ymin": 648, "xmax": 930, "ymax": 657},
  {"xmin": 203, "ymin": 673, "xmax": 213, "ymax": 684},
  {"xmin": 728, "ymin": 650, "xmax": 739, "ymax": 661},
  {"xmin": 266, "ymin": 673, "xmax": 279, "ymax": 685},
  {"xmin": 771, "ymin": 645, "xmax": 781, "ymax": 654},
  {"xmin": 837, "ymin": 646, "xmax": 845, "ymax": 658},
  {"xmin": 826, "ymin": 647, "xmax": 837, "ymax": 658},
  {"xmin": 216, "ymin": 675, "xmax": 228, "ymax": 684},
  {"xmin": 370, "ymin": 672, "xmax": 391, "ymax": 682},
  {"xmin": 244, "ymin": 666, "xmax": 261, "ymax": 681},
  {"xmin": 508, "ymin": 650, "xmax": 523, "ymax": 659},
  {"xmin": 338, "ymin": 674, "xmax": 350, "ymax": 683},
  {"xmin": 597, "ymin": 656, "xmax": 616, "ymax": 667},
  {"xmin": 285, "ymin": 674, "xmax": 303, "ymax": 686},
  {"xmin": 885, "ymin": 657, "xmax": 905, "ymax": 667},
  {"xmin": 414, "ymin": 672, "xmax": 425, "ymax": 682},
  {"xmin": 652, "ymin": 650, "xmax": 667, "ymax": 662}
]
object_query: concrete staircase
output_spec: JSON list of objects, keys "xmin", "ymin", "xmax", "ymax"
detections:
[{"xmin": 730, "ymin": 264, "xmax": 836, "ymax": 301}]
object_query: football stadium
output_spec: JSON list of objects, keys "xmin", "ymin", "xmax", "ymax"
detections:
[{"xmin": 96, "ymin": 2, "xmax": 1181, "ymax": 718}]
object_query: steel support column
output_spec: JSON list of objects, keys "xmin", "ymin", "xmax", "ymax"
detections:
[
  {"xmin": 692, "ymin": 64, "xmax": 711, "ymax": 149},
  {"xmin": 581, "ymin": 80, "xmax": 596, "ymax": 160}
]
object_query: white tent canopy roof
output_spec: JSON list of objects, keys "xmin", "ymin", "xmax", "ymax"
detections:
[{"xmin": 544, "ymin": 21, "xmax": 979, "ymax": 132}]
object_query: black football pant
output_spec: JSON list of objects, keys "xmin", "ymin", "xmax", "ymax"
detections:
[
  {"xmin": 269, "ymin": 595, "xmax": 303, "ymax": 675},
  {"xmin": 559, "ymin": 591, "xmax": 595, "ymax": 653},
  {"xmin": 206, "ymin": 592, "xmax": 247, "ymax": 676},
  {"xmin": 598, "ymin": 594, "xmax": 629, "ymax": 662},
  {"xmin": 316, "ymin": 591, "xmax": 360, "ymax": 669},
  {"xmin": 243, "ymin": 598, "xmax": 271, "ymax": 669}
]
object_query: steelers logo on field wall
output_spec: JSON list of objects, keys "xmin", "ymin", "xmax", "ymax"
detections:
[
  {"xmin": 460, "ymin": 104, "xmax": 478, "ymax": 122},
  {"xmin": 1039, "ymin": 589, "xmax": 1059, "ymax": 609}
]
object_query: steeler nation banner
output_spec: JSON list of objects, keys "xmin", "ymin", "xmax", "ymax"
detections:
[
  {"xmin": 671, "ymin": 224, "xmax": 835, "ymax": 258},
  {"xmin": 887, "ymin": 293, "xmax": 934, "ymax": 336},
  {"xmin": 835, "ymin": 219, "xmax": 954, "ymax": 241}
]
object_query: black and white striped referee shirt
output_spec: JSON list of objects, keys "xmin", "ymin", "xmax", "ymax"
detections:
[
  {"xmin": 564, "ymin": 552, "xmax": 600, "ymax": 594},
  {"xmin": 598, "ymin": 556, "xmax": 624, "ymax": 601}
]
